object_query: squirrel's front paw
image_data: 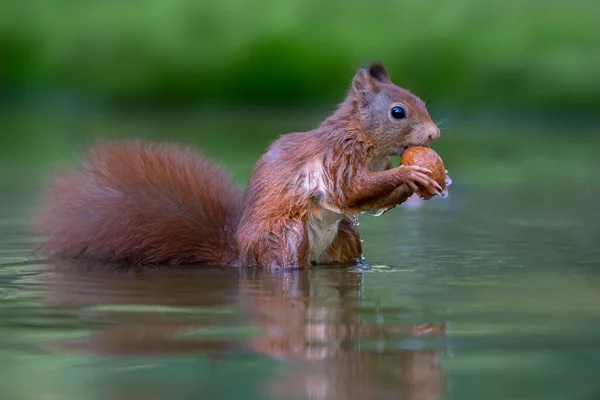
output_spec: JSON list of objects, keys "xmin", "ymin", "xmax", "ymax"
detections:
[
  {"xmin": 423, "ymin": 171, "xmax": 451, "ymax": 200},
  {"xmin": 435, "ymin": 170, "xmax": 452, "ymax": 198},
  {"xmin": 397, "ymin": 165, "xmax": 443, "ymax": 197}
]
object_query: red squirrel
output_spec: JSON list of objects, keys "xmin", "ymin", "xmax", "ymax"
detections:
[{"xmin": 37, "ymin": 62, "xmax": 447, "ymax": 269}]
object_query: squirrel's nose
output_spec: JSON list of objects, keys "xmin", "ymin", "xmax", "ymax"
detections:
[{"xmin": 428, "ymin": 126, "xmax": 440, "ymax": 142}]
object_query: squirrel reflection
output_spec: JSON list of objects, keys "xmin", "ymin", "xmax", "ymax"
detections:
[{"xmin": 41, "ymin": 261, "xmax": 447, "ymax": 400}]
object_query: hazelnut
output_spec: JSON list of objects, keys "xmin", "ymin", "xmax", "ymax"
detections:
[{"xmin": 401, "ymin": 146, "xmax": 446, "ymax": 198}]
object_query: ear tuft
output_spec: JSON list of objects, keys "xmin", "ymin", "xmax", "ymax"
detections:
[
  {"xmin": 367, "ymin": 62, "xmax": 391, "ymax": 83},
  {"xmin": 351, "ymin": 62, "xmax": 392, "ymax": 96}
]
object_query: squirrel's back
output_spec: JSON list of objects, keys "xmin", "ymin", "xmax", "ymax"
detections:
[{"xmin": 36, "ymin": 141, "xmax": 241, "ymax": 265}]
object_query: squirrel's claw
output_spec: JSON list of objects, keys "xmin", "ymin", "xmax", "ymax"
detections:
[{"xmin": 402, "ymin": 165, "xmax": 432, "ymax": 174}]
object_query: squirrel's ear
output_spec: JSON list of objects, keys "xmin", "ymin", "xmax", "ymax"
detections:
[
  {"xmin": 366, "ymin": 62, "xmax": 391, "ymax": 84},
  {"xmin": 352, "ymin": 62, "xmax": 391, "ymax": 96}
]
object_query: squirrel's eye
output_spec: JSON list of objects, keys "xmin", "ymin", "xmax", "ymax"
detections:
[{"xmin": 390, "ymin": 106, "xmax": 406, "ymax": 120}]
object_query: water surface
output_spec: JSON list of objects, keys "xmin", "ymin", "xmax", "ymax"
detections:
[{"xmin": 0, "ymin": 114, "xmax": 599, "ymax": 400}]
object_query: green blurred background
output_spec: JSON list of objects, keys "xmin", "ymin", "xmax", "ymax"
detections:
[
  {"xmin": 1, "ymin": 0, "xmax": 599, "ymax": 194},
  {"xmin": 1, "ymin": 5, "xmax": 600, "ymax": 399}
]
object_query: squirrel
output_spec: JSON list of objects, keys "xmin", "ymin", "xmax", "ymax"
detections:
[{"xmin": 36, "ymin": 62, "xmax": 447, "ymax": 269}]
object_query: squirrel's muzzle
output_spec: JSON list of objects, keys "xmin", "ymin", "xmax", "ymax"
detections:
[{"xmin": 426, "ymin": 125, "xmax": 441, "ymax": 142}]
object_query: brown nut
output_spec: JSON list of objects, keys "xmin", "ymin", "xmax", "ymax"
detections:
[{"xmin": 401, "ymin": 146, "xmax": 446, "ymax": 198}]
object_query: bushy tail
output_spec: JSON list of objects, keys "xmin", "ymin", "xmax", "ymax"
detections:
[{"xmin": 36, "ymin": 140, "xmax": 242, "ymax": 266}]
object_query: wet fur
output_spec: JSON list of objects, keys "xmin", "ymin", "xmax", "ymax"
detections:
[
  {"xmin": 36, "ymin": 62, "xmax": 440, "ymax": 268},
  {"xmin": 236, "ymin": 64, "xmax": 438, "ymax": 268}
]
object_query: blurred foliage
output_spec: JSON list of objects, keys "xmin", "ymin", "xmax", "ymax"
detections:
[{"xmin": 1, "ymin": 0, "xmax": 599, "ymax": 112}]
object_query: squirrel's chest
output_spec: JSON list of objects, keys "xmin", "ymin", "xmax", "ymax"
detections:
[
  {"xmin": 306, "ymin": 207, "xmax": 344, "ymax": 263},
  {"xmin": 294, "ymin": 160, "xmax": 343, "ymax": 262}
]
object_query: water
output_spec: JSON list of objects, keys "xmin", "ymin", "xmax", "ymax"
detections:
[{"xmin": 1, "ymin": 113, "xmax": 600, "ymax": 399}]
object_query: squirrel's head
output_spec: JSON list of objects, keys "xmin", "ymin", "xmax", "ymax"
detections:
[{"xmin": 350, "ymin": 62, "xmax": 440, "ymax": 157}]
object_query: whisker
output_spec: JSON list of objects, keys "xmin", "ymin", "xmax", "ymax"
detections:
[
  {"xmin": 424, "ymin": 91, "xmax": 432, "ymax": 106},
  {"xmin": 435, "ymin": 112, "xmax": 454, "ymax": 127},
  {"xmin": 435, "ymin": 117, "xmax": 447, "ymax": 127}
]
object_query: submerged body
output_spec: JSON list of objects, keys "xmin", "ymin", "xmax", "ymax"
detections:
[{"xmin": 37, "ymin": 62, "xmax": 446, "ymax": 268}]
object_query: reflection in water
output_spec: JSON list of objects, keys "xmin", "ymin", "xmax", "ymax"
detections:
[
  {"xmin": 39, "ymin": 260, "xmax": 448, "ymax": 400},
  {"xmin": 238, "ymin": 268, "xmax": 446, "ymax": 400}
]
